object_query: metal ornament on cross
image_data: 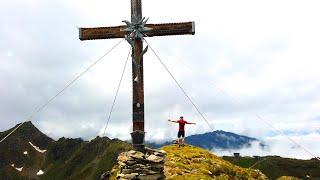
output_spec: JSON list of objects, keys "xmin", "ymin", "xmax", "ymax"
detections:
[{"xmin": 79, "ymin": 0, "xmax": 195, "ymax": 152}]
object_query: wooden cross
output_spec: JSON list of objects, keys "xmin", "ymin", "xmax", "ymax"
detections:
[{"xmin": 79, "ymin": 0, "xmax": 195, "ymax": 151}]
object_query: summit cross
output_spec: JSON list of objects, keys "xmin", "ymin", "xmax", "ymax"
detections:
[{"xmin": 79, "ymin": 0, "xmax": 195, "ymax": 151}]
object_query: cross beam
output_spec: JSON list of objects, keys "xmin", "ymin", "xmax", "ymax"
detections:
[
  {"xmin": 79, "ymin": 22, "xmax": 195, "ymax": 40},
  {"xmin": 79, "ymin": 0, "xmax": 195, "ymax": 151}
]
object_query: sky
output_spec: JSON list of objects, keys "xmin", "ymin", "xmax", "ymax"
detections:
[{"xmin": 1, "ymin": 0, "xmax": 320, "ymax": 159}]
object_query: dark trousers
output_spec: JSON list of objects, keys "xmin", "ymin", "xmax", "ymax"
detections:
[{"xmin": 177, "ymin": 131, "xmax": 185, "ymax": 138}]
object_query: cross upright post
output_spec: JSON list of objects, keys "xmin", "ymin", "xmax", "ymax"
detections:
[
  {"xmin": 130, "ymin": 0, "xmax": 145, "ymax": 151},
  {"xmin": 79, "ymin": 0, "xmax": 195, "ymax": 152}
]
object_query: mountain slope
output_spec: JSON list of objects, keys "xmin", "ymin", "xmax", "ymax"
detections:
[
  {"xmin": 186, "ymin": 130, "xmax": 262, "ymax": 150},
  {"xmin": 42, "ymin": 137, "xmax": 132, "ymax": 179},
  {"xmin": 162, "ymin": 145, "xmax": 268, "ymax": 179},
  {"xmin": 0, "ymin": 121, "xmax": 54, "ymax": 179},
  {"xmin": 0, "ymin": 122, "xmax": 132, "ymax": 179},
  {"xmin": 223, "ymin": 156, "xmax": 320, "ymax": 179},
  {"xmin": 1, "ymin": 122, "xmax": 317, "ymax": 179}
]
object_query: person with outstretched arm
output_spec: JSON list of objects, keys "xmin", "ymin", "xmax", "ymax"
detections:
[{"xmin": 168, "ymin": 116, "xmax": 196, "ymax": 147}]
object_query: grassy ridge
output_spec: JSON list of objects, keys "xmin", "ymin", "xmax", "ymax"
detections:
[
  {"xmin": 223, "ymin": 156, "xmax": 320, "ymax": 179},
  {"xmin": 162, "ymin": 144, "xmax": 268, "ymax": 179}
]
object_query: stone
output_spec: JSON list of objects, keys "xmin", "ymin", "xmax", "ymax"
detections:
[
  {"xmin": 128, "ymin": 150, "xmax": 145, "ymax": 159},
  {"xmin": 144, "ymin": 147, "xmax": 156, "ymax": 153},
  {"xmin": 117, "ymin": 173, "xmax": 125, "ymax": 178},
  {"xmin": 147, "ymin": 164, "xmax": 164, "ymax": 171},
  {"xmin": 118, "ymin": 161, "xmax": 127, "ymax": 167},
  {"xmin": 118, "ymin": 152, "xmax": 133, "ymax": 162},
  {"xmin": 122, "ymin": 168, "xmax": 134, "ymax": 174},
  {"xmin": 137, "ymin": 173, "xmax": 164, "ymax": 180},
  {"xmin": 111, "ymin": 168, "xmax": 118, "ymax": 173},
  {"xmin": 126, "ymin": 160, "xmax": 137, "ymax": 166},
  {"xmin": 154, "ymin": 152, "xmax": 164, "ymax": 156},
  {"xmin": 130, "ymin": 164, "xmax": 146, "ymax": 169},
  {"xmin": 146, "ymin": 155, "xmax": 164, "ymax": 163},
  {"xmin": 140, "ymin": 169, "xmax": 158, "ymax": 175},
  {"xmin": 100, "ymin": 172, "xmax": 111, "ymax": 179},
  {"xmin": 123, "ymin": 173, "xmax": 139, "ymax": 179},
  {"xmin": 145, "ymin": 147, "xmax": 166, "ymax": 154},
  {"xmin": 158, "ymin": 150, "xmax": 166, "ymax": 154},
  {"xmin": 128, "ymin": 150, "xmax": 137, "ymax": 154},
  {"xmin": 115, "ymin": 149, "xmax": 165, "ymax": 180},
  {"xmin": 184, "ymin": 169, "xmax": 191, "ymax": 173},
  {"xmin": 147, "ymin": 163, "xmax": 163, "ymax": 167}
]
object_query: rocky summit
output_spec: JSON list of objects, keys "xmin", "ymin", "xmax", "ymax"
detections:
[
  {"xmin": 109, "ymin": 144, "xmax": 268, "ymax": 180},
  {"xmin": 109, "ymin": 148, "xmax": 166, "ymax": 180}
]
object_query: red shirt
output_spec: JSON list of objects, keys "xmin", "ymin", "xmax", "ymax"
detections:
[{"xmin": 178, "ymin": 119, "xmax": 188, "ymax": 131}]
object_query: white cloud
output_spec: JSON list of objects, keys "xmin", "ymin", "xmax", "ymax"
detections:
[
  {"xmin": 215, "ymin": 133, "xmax": 320, "ymax": 159},
  {"xmin": 0, "ymin": 0, "xmax": 320, "ymax": 159}
]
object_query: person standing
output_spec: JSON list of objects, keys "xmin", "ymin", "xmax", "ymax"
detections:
[{"xmin": 168, "ymin": 116, "xmax": 196, "ymax": 147}]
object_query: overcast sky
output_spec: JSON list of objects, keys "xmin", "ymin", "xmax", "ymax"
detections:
[{"xmin": 1, "ymin": 0, "xmax": 320, "ymax": 159}]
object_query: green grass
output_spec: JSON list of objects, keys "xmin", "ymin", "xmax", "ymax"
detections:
[
  {"xmin": 162, "ymin": 144, "xmax": 268, "ymax": 180},
  {"xmin": 223, "ymin": 156, "xmax": 257, "ymax": 168},
  {"xmin": 42, "ymin": 138, "xmax": 132, "ymax": 180},
  {"xmin": 223, "ymin": 156, "xmax": 320, "ymax": 179}
]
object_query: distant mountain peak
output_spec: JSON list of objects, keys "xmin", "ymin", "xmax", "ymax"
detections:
[
  {"xmin": 148, "ymin": 130, "xmax": 261, "ymax": 150},
  {"xmin": 0, "ymin": 121, "xmax": 54, "ymax": 150},
  {"xmin": 185, "ymin": 130, "xmax": 261, "ymax": 150},
  {"xmin": 5, "ymin": 121, "xmax": 42, "ymax": 135}
]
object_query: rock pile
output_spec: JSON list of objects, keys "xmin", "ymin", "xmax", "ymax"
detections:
[{"xmin": 116, "ymin": 148, "xmax": 166, "ymax": 180}]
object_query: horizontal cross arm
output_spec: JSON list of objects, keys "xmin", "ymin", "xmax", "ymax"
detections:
[
  {"xmin": 79, "ymin": 26, "xmax": 126, "ymax": 41},
  {"xmin": 145, "ymin": 21, "xmax": 195, "ymax": 37},
  {"xmin": 79, "ymin": 21, "xmax": 195, "ymax": 41}
]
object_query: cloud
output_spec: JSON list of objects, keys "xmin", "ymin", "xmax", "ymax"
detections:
[
  {"xmin": 0, "ymin": 0, "xmax": 320, "ymax": 158},
  {"xmin": 215, "ymin": 133, "xmax": 320, "ymax": 159}
]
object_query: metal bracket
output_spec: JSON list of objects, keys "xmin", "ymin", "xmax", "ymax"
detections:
[
  {"xmin": 122, "ymin": 16, "xmax": 152, "ymax": 43},
  {"xmin": 123, "ymin": 17, "xmax": 150, "ymax": 84},
  {"xmin": 139, "ymin": 45, "xmax": 148, "ymax": 62}
]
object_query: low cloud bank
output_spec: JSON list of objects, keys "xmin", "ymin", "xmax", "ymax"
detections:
[{"xmin": 214, "ymin": 133, "xmax": 320, "ymax": 160}]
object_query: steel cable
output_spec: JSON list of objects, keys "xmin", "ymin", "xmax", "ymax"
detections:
[
  {"xmin": 0, "ymin": 39, "xmax": 124, "ymax": 144},
  {"xmin": 143, "ymin": 38, "xmax": 215, "ymax": 132}
]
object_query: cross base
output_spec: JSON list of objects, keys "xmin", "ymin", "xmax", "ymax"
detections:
[{"xmin": 131, "ymin": 130, "xmax": 146, "ymax": 152}]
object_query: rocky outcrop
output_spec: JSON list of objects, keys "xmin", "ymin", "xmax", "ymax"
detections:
[{"xmin": 114, "ymin": 148, "xmax": 166, "ymax": 180}]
